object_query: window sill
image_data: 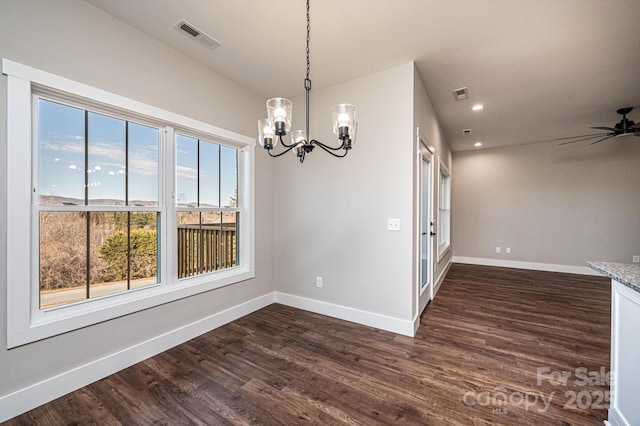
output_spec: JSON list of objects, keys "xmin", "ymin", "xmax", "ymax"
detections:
[{"xmin": 9, "ymin": 267, "xmax": 255, "ymax": 348}]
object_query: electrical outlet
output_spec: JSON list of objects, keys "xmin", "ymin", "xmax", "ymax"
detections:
[
  {"xmin": 316, "ymin": 276, "xmax": 323, "ymax": 288},
  {"xmin": 496, "ymin": 247, "xmax": 501, "ymax": 254},
  {"xmin": 506, "ymin": 247, "xmax": 511, "ymax": 254},
  {"xmin": 633, "ymin": 256, "xmax": 640, "ymax": 263},
  {"xmin": 387, "ymin": 218, "xmax": 400, "ymax": 231}
]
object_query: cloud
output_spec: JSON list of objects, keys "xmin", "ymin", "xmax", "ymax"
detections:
[
  {"xmin": 129, "ymin": 156, "xmax": 159, "ymax": 177},
  {"xmin": 176, "ymin": 165, "xmax": 198, "ymax": 180},
  {"xmin": 40, "ymin": 140, "xmax": 84, "ymax": 155},
  {"xmin": 87, "ymin": 142, "xmax": 125, "ymax": 160}
]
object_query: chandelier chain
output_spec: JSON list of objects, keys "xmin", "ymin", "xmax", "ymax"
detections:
[
  {"xmin": 258, "ymin": 0, "xmax": 354, "ymax": 163},
  {"xmin": 304, "ymin": 0, "xmax": 311, "ymax": 141},
  {"xmin": 305, "ymin": 0, "xmax": 311, "ymax": 85}
]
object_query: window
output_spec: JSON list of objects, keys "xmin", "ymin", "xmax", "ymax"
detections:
[
  {"xmin": 438, "ymin": 160, "xmax": 451, "ymax": 260},
  {"xmin": 36, "ymin": 99, "xmax": 161, "ymax": 309},
  {"xmin": 3, "ymin": 59, "xmax": 255, "ymax": 348},
  {"xmin": 175, "ymin": 134, "xmax": 239, "ymax": 278}
]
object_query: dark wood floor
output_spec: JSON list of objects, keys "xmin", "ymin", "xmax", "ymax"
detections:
[{"xmin": 6, "ymin": 264, "xmax": 611, "ymax": 425}]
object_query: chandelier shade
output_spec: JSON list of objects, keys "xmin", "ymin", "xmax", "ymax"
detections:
[
  {"xmin": 258, "ymin": 118, "xmax": 275, "ymax": 149},
  {"xmin": 332, "ymin": 103, "xmax": 357, "ymax": 142},
  {"xmin": 257, "ymin": 0, "xmax": 358, "ymax": 163},
  {"xmin": 266, "ymin": 98, "xmax": 292, "ymax": 136}
]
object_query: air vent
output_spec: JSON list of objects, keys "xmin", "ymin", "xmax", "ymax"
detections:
[
  {"xmin": 462, "ymin": 129, "xmax": 472, "ymax": 136},
  {"xmin": 453, "ymin": 87, "xmax": 469, "ymax": 101},
  {"xmin": 174, "ymin": 20, "xmax": 221, "ymax": 50}
]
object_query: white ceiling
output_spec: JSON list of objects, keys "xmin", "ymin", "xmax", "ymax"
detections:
[{"xmin": 84, "ymin": 0, "xmax": 640, "ymax": 151}]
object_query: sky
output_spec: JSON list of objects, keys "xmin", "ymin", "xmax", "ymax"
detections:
[{"xmin": 38, "ymin": 99, "xmax": 237, "ymax": 208}]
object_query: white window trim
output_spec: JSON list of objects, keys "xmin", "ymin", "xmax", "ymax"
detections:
[
  {"xmin": 437, "ymin": 158, "xmax": 451, "ymax": 262},
  {"xmin": 3, "ymin": 59, "xmax": 255, "ymax": 348}
]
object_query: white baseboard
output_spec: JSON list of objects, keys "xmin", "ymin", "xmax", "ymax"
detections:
[
  {"xmin": 607, "ymin": 407, "xmax": 627, "ymax": 426},
  {"xmin": 0, "ymin": 293, "xmax": 275, "ymax": 423},
  {"xmin": 275, "ymin": 292, "xmax": 415, "ymax": 337},
  {"xmin": 453, "ymin": 256, "xmax": 601, "ymax": 276},
  {"xmin": 434, "ymin": 258, "xmax": 452, "ymax": 296}
]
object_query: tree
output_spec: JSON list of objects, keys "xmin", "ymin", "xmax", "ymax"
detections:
[
  {"xmin": 99, "ymin": 230, "xmax": 157, "ymax": 281},
  {"xmin": 111, "ymin": 212, "xmax": 157, "ymax": 231}
]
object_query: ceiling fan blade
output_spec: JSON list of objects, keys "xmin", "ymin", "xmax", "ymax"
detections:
[
  {"xmin": 558, "ymin": 134, "xmax": 613, "ymax": 145},
  {"xmin": 555, "ymin": 132, "xmax": 609, "ymax": 141},
  {"xmin": 590, "ymin": 126, "xmax": 616, "ymax": 131},
  {"xmin": 589, "ymin": 135, "xmax": 615, "ymax": 145}
]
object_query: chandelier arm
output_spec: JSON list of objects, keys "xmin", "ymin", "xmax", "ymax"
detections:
[
  {"xmin": 267, "ymin": 145, "xmax": 297, "ymax": 158},
  {"xmin": 313, "ymin": 141, "xmax": 349, "ymax": 158},
  {"xmin": 310, "ymin": 139, "xmax": 346, "ymax": 151},
  {"xmin": 278, "ymin": 134, "xmax": 295, "ymax": 148}
]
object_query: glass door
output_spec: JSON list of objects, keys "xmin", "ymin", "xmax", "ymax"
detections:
[{"xmin": 420, "ymin": 154, "xmax": 432, "ymax": 292}]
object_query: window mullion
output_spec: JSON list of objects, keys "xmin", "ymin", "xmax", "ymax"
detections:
[
  {"xmin": 126, "ymin": 122, "xmax": 130, "ymax": 290},
  {"xmin": 218, "ymin": 144, "xmax": 222, "ymax": 270},
  {"xmin": 85, "ymin": 110, "xmax": 90, "ymax": 301},
  {"xmin": 164, "ymin": 126, "xmax": 176, "ymax": 284}
]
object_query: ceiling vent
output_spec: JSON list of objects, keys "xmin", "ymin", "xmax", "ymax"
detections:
[
  {"xmin": 174, "ymin": 20, "xmax": 221, "ymax": 50},
  {"xmin": 462, "ymin": 129, "xmax": 472, "ymax": 136},
  {"xmin": 453, "ymin": 87, "xmax": 469, "ymax": 101}
]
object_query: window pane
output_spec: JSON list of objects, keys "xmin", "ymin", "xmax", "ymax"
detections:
[
  {"xmin": 220, "ymin": 145, "xmax": 238, "ymax": 208},
  {"xmin": 199, "ymin": 141, "xmax": 220, "ymax": 207},
  {"xmin": 39, "ymin": 211, "xmax": 87, "ymax": 308},
  {"xmin": 88, "ymin": 112, "xmax": 126, "ymax": 205},
  {"xmin": 176, "ymin": 134, "xmax": 198, "ymax": 207},
  {"xmin": 90, "ymin": 212, "xmax": 125, "ymax": 298},
  {"xmin": 222, "ymin": 212, "xmax": 239, "ymax": 268},
  {"xmin": 176, "ymin": 211, "xmax": 238, "ymax": 279},
  {"xmin": 90, "ymin": 212, "xmax": 158, "ymax": 299},
  {"xmin": 130, "ymin": 212, "xmax": 159, "ymax": 289},
  {"xmin": 201, "ymin": 212, "xmax": 222, "ymax": 273},
  {"xmin": 38, "ymin": 99, "xmax": 85, "ymax": 205},
  {"xmin": 128, "ymin": 123, "xmax": 159, "ymax": 206},
  {"xmin": 177, "ymin": 211, "xmax": 200, "ymax": 277}
]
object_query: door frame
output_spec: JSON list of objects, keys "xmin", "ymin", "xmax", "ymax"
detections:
[{"xmin": 415, "ymin": 128, "xmax": 435, "ymax": 318}]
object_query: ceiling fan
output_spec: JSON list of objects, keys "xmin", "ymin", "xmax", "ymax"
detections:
[{"xmin": 558, "ymin": 107, "xmax": 640, "ymax": 145}]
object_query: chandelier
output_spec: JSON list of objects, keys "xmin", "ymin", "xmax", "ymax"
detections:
[{"xmin": 257, "ymin": 0, "xmax": 357, "ymax": 163}]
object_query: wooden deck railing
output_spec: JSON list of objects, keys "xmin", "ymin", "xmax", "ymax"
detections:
[{"xmin": 177, "ymin": 223, "xmax": 237, "ymax": 278}]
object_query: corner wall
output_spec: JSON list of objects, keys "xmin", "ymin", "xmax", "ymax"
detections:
[
  {"xmin": 452, "ymin": 139, "xmax": 640, "ymax": 271},
  {"xmin": 412, "ymin": 67, "xmax": 453, "ymax": 318},
  {"xmin": 272, "ymin": 63, "xmax": 416, "ymax": 333}
]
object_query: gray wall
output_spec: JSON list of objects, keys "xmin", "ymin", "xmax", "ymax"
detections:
[
  {"xmin": 0, "ymin": 0, "xmax": 273, "ymax": 397},
  {"xmin": 0, "ymin": 0, "xmax": 456, "ymax": 412},
  {"xmin": 452, "ymin": 139, "xmax": 640, "ymax": 266},
  {"xmin": 273, "ymin": 63, "xmax": 416, "ymax": 321},
  {"xmin": 413, "ymin": 67, "xmax": 453, "ymax": 313}
]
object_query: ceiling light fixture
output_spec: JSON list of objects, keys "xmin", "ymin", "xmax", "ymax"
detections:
[
  {"xmin": 257, "ymin": 0, "xmax": 357, "ymax": 163},
  {"xmin": 474, "ymin": 142, "xmax": 483, "ymax": 147},
  {"xmin": 472, "ymin": 104, "xmax": 484, "ymax": 111}
]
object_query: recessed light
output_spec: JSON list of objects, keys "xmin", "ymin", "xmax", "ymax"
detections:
[
  {"xmin": 472, "ymin": 104, "xmax": 484, "ymax": 111},
  {"xmin": 474, "ymin": 142, "xmax": 483, "ymax": 147}
]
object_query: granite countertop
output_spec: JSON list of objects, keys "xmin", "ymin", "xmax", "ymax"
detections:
[{"xmin": 588, "ymin": 261, "xmax": 640, "ymax": 294}]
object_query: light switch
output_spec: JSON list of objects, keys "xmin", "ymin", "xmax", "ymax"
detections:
[{"xmin": 387, "ymin": 218, "xmax": 400, "ymax": 231}]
